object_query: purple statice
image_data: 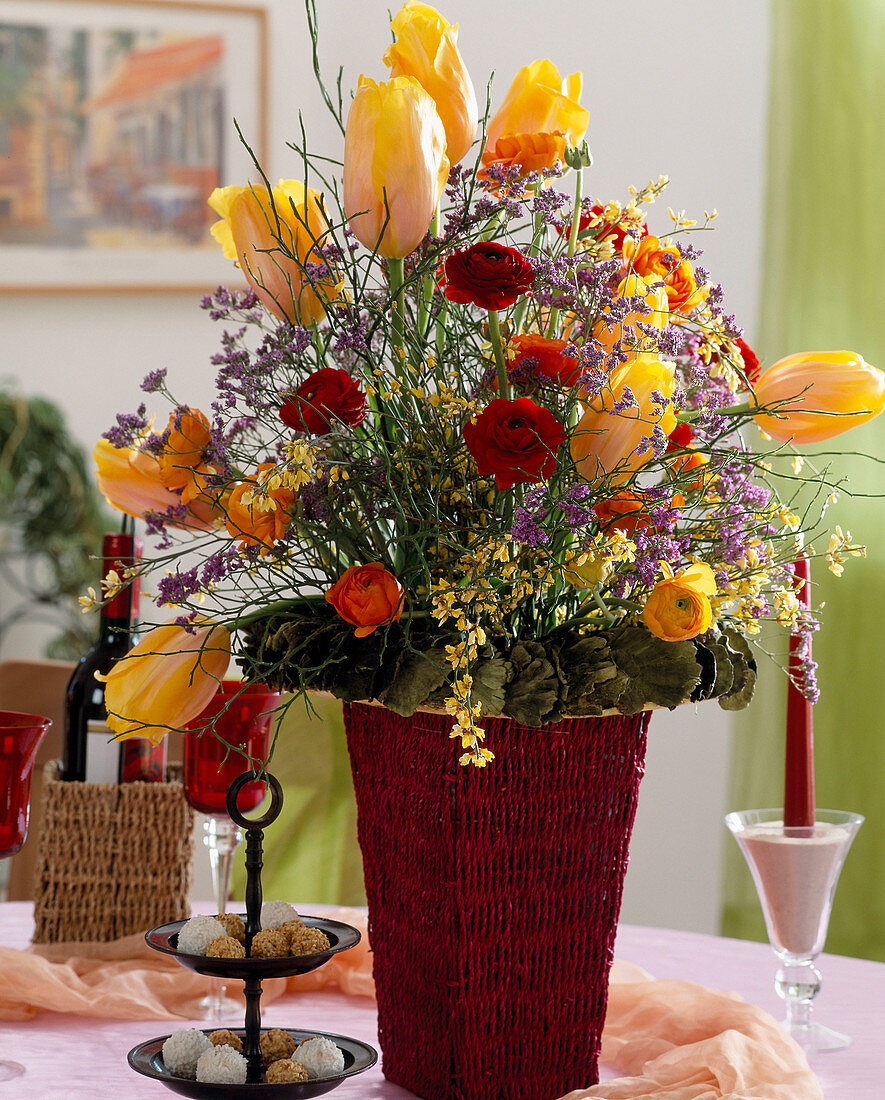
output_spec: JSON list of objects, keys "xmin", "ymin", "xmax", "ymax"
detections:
[
  {"xmin": 531, "ymin": 185, "xmax": 570, "ymax": 224},
  {"xmin": 631, "ymin": 526, "xmax": 692, "ymax": 587},
  {"xmin": 511, "ymin": 486, "xmax": 550, "ymax": 546},
  {"xmin": 200, "ymin": 285, "xmax": 261, "ymax": 323},
  {"xmin": 140, "ymin": 368, "xmax": 168, "ymax": 394},
  {"xmin": 200, "ymin": 547, "xmax": 242, "ymax": 588},
  {"xmin": 556, "ymin": 483, "xmax": 595, "ymax": 532},
  {"xmin": 333, "ymin": 307, "xmax": 371, "ymax": 354},
  {"xmin": 103, "ymin": 404, "xmax": 149, "ymax": 448},
  {"xmin": 675, "ymin": 241, "xmax": 704, "ymax": 261},
  {"xmin": 636, "ymin": 424, "xmax": 670, "ymax": 459},
  {"xmin": 156, "ymin": 566, "xmax": 201, "ymax": 607},
  {"xmin": 612, "ymin": 386, "xmax": 638, "ymax": 414}
]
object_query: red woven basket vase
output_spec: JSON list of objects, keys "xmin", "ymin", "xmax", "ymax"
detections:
[{"xmin": 344, "ymin": 702, "xmax": 651, "ymax": 1100}]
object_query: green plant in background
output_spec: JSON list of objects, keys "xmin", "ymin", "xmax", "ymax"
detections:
[{"xmin": 0, "ymin": 388, "xmax": 111, "ymax": 659}]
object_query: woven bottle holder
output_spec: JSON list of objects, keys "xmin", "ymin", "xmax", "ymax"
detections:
[
  {"xmin": 345, "ymin": 702, "xmax": 651, "ymax": 1100},
  {"xmin": 31, "ymin": 761, "xmax": 194, "ymax": 943}
]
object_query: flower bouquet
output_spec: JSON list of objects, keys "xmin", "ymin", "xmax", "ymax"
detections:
[{"xmin": 91, "ymin": 3, "xmax": 884, "ymax": 1097}]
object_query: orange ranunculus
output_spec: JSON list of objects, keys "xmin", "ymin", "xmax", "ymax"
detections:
[
  {"xmin": 384, "ymin": 2, "xmax": 478, "ymax": 165},
  {"xmin": 752, "ymin": 350, "xmax": 885, "ymax": 444},
  {"xmin": 482, "ymin": 131, "xmax": 568, "ymax": 180},
  {"xmin": 344, "ymin": 75, "xmax": 449, "ymax": 259},
  {"xmin": 94, "ymin": 437, "xmax": 221, "ymax": 530},
  {"xmin": 621, "ymin": 235, "xmax": 707, "ymax": 318},
  {"xmin": 482, "ymin": 60, "xmax": 588, "ymax": 177},
  {"xmin": 209, "ymin": 180, "xmax": 342, "ymax": 325},
  {"xmin": 594, "ymin": 491, "xmax": 652, "ymax": 537},
  {"xmin": 642, "ymin": 562, "xmax": 716, "ymax": 642},
  {"xmin": 593, "ymin": 273, "xmax": 669, "ymax": 352},
  {"xmin": 225, "ymin": 464, "xmax": 296, "ymax": 554},
  {"xmin": 571, "ymin": 353, "xmax": 677, "ymax": 487},
  {"xmin": 102, "ymin": 619, "xmax": 231, "ymax": 744},
  {"xmin": 157, "ymin": 406, "xmax": 212, "ymax": 490},
  {"xmin": 325, "ymin": 563, "xmax": 404, "ymax": 638},
  {"xmin": 507, "ymin": 332, "xmax": 581, "ymax": 386}
]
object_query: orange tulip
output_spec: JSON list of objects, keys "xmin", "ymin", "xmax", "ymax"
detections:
[
  {"xmin": 572, "ymin": 354, "xmax": 677, "ymax": 486},
  {"xmin": 156, "ymin": 406, "xmax": 212, "ymax": 490},
  {"xmin": 209, "ymin": 180, "xmax": 342, "ymax": 325},
  {"xmin": 622, "ymin": 235, "xmax": 707, "ymax": 318},
  {"xmin": 752, "ymin": 350, "xmax": 885, "ymax": 444},
  {"xmin": 225, "ymin": 463, "xmax": 296, "ymax": 554},
  {"xmin": 344, "ymin": 75, "xmax": 449, "ymax": 259},
  {"xmin": 102, "ymin": 619, "xmax": 231, "ymax": 744},
  {"xmin": 642, "ymin": 562, "xmax": 716, "ymax": 642},
  {"xmin": 94, "ymin": 438, "xmax": 220, "ymax": 530},
  {"xmin": 482, "ymin": 59, "xmax": 589, "ymax": 176},
  {"xmin": 384, "ymin": 2, "xmax": 478, "ymax": 164}
]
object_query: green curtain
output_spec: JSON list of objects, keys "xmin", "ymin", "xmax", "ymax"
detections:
[
  {"xmin": 231, "ymin": 695, "xmax": 366, "ymax": 907},
  {"xmin": 722, "ymin": 0, "xmax": 885, "ymax": 961}
]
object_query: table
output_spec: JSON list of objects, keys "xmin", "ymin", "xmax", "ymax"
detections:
[{"xmin": 0, "ymin": 902, "xmax": 881, "ymax": 1098}]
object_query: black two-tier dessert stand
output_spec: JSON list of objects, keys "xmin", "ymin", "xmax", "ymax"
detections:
[{"xmin": 128, "ymin": 772, "xmax": 377, "ymax": 1096}]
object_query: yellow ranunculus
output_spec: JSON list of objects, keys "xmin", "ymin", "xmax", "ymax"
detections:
[
  {"xmin": 384, "ymin": 2, "xmax": 478, "ymax": 165},
  {"xmin": 752, "ymin": 350, "xmax": 885, "ymax": 443},
  {"xmin": 642, "ymin": 561, "xmax": 717, "ymax": 642},
  {"xmin": 481, "ymin": 59, "xmax": 589, "ymax": 174},
  {"xmin": 102, "ymin": 620, "xmax": 231, "ymax": 744},
  {"xmin": 344, "ymin": 75, "xmax": 449, "ymax": 259},
  {"xmin": 208, "ymin": 180, "xmax": 342, "ymax": 325},
  {"xmin": 571, "ymin": 353, "xmax": 677, "ymax": 487}
]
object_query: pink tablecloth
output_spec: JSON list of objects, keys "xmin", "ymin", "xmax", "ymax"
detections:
[{"xmin": 0, "ymin": 902, "xmax": 880, "ymax": 1098}]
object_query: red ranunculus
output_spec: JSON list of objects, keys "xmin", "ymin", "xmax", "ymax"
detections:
[
  {"xmin": 735, "ymin": 337, "xmax": 760, "ymax": 386},
  {"xmin": 463, "ymin": 397, "xmax": 566, "ymax": 490},
  {"xmin": 279, "ymin": 368, "xmax": 368, "ymax": 435},
  {"xmin": 325, "ymin": 562, "xmax": 404, "ymax": 638},
  {"xmin": 666, "ymin": 423, "xmax": 694, "ymax": 452},
  {"xmin": 508, "ymin": 333, "xmax": 581, "ymax": 386},
  {"xmin": 443, "ymin": 242, "xmax": 534, "ymax": 311}
]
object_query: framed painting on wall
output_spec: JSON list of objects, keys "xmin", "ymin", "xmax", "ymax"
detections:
[{"xmin": 0, "ymin": 0, "xmax": 267, "ymax": 292}]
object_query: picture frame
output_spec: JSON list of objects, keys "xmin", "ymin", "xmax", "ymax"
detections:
[{"xmin": 0, "ymin": 0, "xmax": 268, "ymax": 293}]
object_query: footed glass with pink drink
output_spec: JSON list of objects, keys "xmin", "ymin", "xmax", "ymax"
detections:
[{"xmin": 725, "ymin": 808, "xmax": 863, "ymax": 1053}]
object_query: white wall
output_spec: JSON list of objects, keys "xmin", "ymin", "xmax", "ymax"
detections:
[{"xmin": 0, "ymin": 0, "xmax": 771, "ymax": 931}]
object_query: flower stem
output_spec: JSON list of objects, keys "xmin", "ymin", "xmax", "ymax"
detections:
[
  {"xmin": 512, "ymin": 212, "xmax": 545, "ymax": 334},
  {"xmin": 488, "ymin": 309, "xmax": 509, "ymax": 399},
  {"xmin": 388, "ymin": 256, "xmax": 406, "ymax": 361},
  {"xmin": 546, "ymin": 163, "xmax": 584, "ymax": 337}
]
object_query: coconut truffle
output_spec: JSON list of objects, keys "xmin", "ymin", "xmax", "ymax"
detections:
[
  {"xmin": 161, "ymin": 1028, "xmax": 212, "ymax": 1078},
  {"xmin": 195, "ymin": 1044, "xmax": 247, "ymax": 1085},
  {"xmin": 206, "ymin": 935, "xmax": 246, "ymax": 959},
  {"xmin": 288, "ymin": 925, "xmax": 331, "ymax": 956},
  {"xmin": 208, "ymin": 1030, "xmax": 243, "ymax": 1054},
  {"xmin": 215, "ymin": 912, "xmax": 246, "ymax": 944},
  {"xmin": 266, "ymin": 1059, "xmax": 308, "ymax": 1083},
  {"xmin": 176, "ymin": 915, "xmax": 226, "ymax": 956},
  {"xmin": 295, "ymin": 1035, "xmax": 346, "ymax": 1080},
  {"xmin": 260, "ymin": 899, "xmax": 301, "ymax": 930},
  {"xmin": 249, "ymin": 928, "xmax": 289, "ymax": 958},
  {"xmin": 259, "ymin": 1027, "xmax": 297, "ymax": 1066}
]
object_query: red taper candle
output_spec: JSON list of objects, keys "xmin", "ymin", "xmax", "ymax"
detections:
[{"xmin": 784, "ymin": 556, "xmax": 815, "ymax": 827}]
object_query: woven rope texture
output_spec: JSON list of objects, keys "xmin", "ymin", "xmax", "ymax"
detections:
[
  {"xmin": 344, "ymin": 704, "xmax": 651, "ymax": 1100},
  {"xmin": 32, "ymin": 765, "xmax": 194, "ymax": 943}
]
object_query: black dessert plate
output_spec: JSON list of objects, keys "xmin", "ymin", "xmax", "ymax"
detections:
[
  {"xmin": 128, "ymin": 1028, "xmax": 377, "ymax": 1098},
  {"xmin": 145, "ymin": 916, "xmax": 360, "ymax": 980}
]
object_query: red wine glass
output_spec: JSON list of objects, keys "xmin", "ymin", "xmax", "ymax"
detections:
[
  {"xmin": 183, "ymin": 681, "xmax": 279, "ymax": 1019},
  {"xmin": 0, "ymin": 709, "xmax": 51, "ymax": 1081}
]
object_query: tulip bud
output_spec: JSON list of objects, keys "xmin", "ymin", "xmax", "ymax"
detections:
[
  {"xmin": 753, "ymin": 350, "xmax": 885, "ymax": 443},
  {"xmin": 384, "ymin": 2, "xmax": 478, "ymax": 164},
  {"xmin": 209, "ymin": 180, "xmax": 342, "ymax": 325}
]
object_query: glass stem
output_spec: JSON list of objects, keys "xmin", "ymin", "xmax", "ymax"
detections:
[
  {"xmin": 203, "ymin": 815, "xmax": 242, "ymax": 916},
  {"xmin": 776, "ymin": 959, "xmax": 821, "ymax": 1032}
]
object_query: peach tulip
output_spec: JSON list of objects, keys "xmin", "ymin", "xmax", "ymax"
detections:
[
  {"xmin": 384, "ymin": 2, "xmax": 478, "ymax": 164},
  {"xmin": 752, "ymin": 350, "xmax": 885, "ymax": 443},
  {"xmin": 344, "ymin": 75, "xmax": 449, "ymax": 258},
  {"xmin": 102, "ymin": 619, "xmax": 231, "ymax": 744},
  {"xmin": 209, "ymin": 180, "xmax": 342, "ymax": 325},
  {"xmin": 572, "ymin": 353, "xmax": 677, "ymax": 486},
  {"xmin": 94, "ymin": 438, "xmax": 220, "ymax": 530},
  {"xmin": 481, "ymin": 59, "xmax": 589, "ymax": 175}
]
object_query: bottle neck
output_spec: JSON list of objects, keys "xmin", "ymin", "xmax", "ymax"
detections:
[{"xmin": 97, "ymin": 614, "xmax": 134, "ymax": 650}]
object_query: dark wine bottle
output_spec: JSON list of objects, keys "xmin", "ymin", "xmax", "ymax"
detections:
[{"xmin": 61, "ymin": 525, "xmax": 166, "ymax": 783}]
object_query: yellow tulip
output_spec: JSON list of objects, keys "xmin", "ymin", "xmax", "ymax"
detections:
[
  {"xmin": 571, "ymin": 353, "xmax": 677, "ymax": 486},
  {"xmin": 94, "ymin": 438, "xmax": 221, "ymax": 530},
  {"xmin": 482, "ymin": 59, "xmax": 589, "ymax": 173},
  {"xmin": 752, "ymin": 350, "xmax": 885, "ymax": 443},
  {"xmin": 208, "ymin": 180, "xmax": 342, "ymax": 325},
  {"xmin": 344, "ymin": 75, "xmax": 449, "ymax": 258},
  {"xmin": 102, "ymin": 620, "xmax": 231, "ymax": 744},
  {"xmin": 642, "ymin": 561, "xmax": 717, "ymax": 642},
  {"xmin": 384, "ymin": 2, "xmax": 478, "ymax": 165}
]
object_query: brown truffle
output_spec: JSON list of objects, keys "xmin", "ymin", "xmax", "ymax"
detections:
[
  {"xmin": 206, "ymin": 935, "xmax": 246, "ymax": 959},
  {"xmin": 249, "ymin": 929, "xmax": 290, "ymax": 959},
  {"xmin": 259, "ymin": 1028, "xmax": 296, "ymax": 1067},
  {"xmin": 276, "ymin": 918, "xmax": 306, "ymax": 944},
  {"xmin": 265, "ymin": 1059, "xmax": 308, "ymax": 1083},
  {"xmin": 215, "ymin": 913, "xmax": 246, "ymax": 944},
  {"xmin": 287, "ymin": 925, "xmax": 331, "ymax": 956},
  {"xmin": 208, "ymin": 1030, "xmax": 243, "ymax": 1054}
]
